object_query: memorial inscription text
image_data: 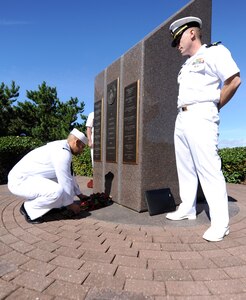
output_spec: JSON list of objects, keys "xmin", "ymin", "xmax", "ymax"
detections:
[
  {"xmin": 94, "ymin": 99, "xmax": 102, "ymax": 162},
  {"xmin": 106, "ymin": 79, "xmax": 118, "ymax": 162},
  {"xmin": 123, "ymin": 81, "xmax": 139, "ymax": 163}
]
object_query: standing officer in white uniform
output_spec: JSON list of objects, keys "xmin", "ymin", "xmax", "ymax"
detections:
[
  {"xmin": 86, "ymin": 111, "xmax": 94, "ymax": 166},
  {"xmin": 8, "ymin": 128, "xmax": 88, "ymax": 224},
  {"xmin": 86, "ymin": 111, "xmax": 94, "ymax": 188},
  {"xmin": 166, "ymin": 16, "xmax": 241, "ymax": 242}
]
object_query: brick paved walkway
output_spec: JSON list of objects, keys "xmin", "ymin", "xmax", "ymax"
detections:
[{"xmin": 0, "ymin": 176, "xmax": 246, "ymax": 299}]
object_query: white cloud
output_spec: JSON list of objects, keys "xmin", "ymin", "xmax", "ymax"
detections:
[{"xmin": 219, "ymin": 138, "xmax": 246, "ymax": 149}]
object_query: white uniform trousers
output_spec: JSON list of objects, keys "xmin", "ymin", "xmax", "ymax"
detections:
[
  {"xmin": 8, "ymin": 176, "xmax": 64, "ymax": 220},
  {"xmin": 174, "ymin": 102, "xmax": 229, "ymax": 230}
]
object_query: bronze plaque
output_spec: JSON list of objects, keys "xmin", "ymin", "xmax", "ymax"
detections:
[
  {"xmin": 94, "ymin": 99, "xmax": 103, "ymax": 162},
  {"xmin": 106, "ymin": 79, "xmax": 118, "ymax": 162},
  {"xmin": 123, "ymin": 81, "xmax": 139, "ymax": 163}
]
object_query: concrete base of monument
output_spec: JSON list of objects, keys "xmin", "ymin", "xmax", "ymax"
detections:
[
  {"xmin": 76, "ymin": 176, "xmax": 240, "ymax": 227},
  {"xmin": 85, "ymin": 199, "xmax": 239, "ymax": 227}
]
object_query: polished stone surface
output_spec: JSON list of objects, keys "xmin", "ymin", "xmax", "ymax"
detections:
[{"xmin": 94, "ymin": 0, "xmax": 212, "ymax": 212}]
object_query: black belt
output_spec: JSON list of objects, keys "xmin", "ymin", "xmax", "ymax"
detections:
[
  {"xmin": 178, "ymin": 102, "xmax": 218, "ymax": 113},
  {"xmin": 178, "ymin": 106, "xmax": 188, "ymax": 112}
]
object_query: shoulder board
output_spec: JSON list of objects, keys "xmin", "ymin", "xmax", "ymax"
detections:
[{"xmin": 206, "ymin": 41, "xmax": 222, "ymax": 48}]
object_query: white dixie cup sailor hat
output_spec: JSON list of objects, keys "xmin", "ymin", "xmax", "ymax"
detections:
[{"xmin": 70, "ymin": 128, "xmax": 88, "ymax": 145}]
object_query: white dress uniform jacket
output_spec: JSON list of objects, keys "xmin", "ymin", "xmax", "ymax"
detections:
[
  {"xmin": 86, "ymin": 111, "xmax": 94, "ymax": 166},
  {"xmin": 174, "ymin": 43, "xmax": 240, "ymax": 232},
  {"xmin": 177, "ymin": 43, "xmax": 240, "ymax": 107},
  {"xmin": 8, "ymin": 140, "xmax": 81, "ymax": 220}
]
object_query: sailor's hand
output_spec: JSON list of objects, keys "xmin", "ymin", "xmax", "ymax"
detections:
[
  {"xmin": 77, "ymin": 194, "xmax": 88, "ymax": 201},
  {"xmin": 66, "ymin": 203, "xmax": 81, "ymax": 215}
]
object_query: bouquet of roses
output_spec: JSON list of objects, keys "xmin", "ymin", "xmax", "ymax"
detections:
[{"xmin": 80, "ymin": 192, "xmax": 113, "ymax": 211}]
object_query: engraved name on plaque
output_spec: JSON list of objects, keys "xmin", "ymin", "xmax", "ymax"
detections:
[
  {"xmin": 94, "ymin": 99, "xmax": 103, "ymax": 162},
  {"xmin": 106, "ymin": 79, "xmax": 118, "ymax": 162},
  {"xmin": 123, "ymin": 81, "xmax": 139, "ymax": 164}
]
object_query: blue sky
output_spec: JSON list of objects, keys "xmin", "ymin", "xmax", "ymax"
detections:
[{"xmin": 1, "ymin": 0, "xmax": 245, "ymax": 148}]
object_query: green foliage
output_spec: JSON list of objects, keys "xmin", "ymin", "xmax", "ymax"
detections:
[
  {"xmin": 1, "ymin": 81, "xmax": 86, "ymax": 142},
  {"xmin": 0, "ymin": 81, "xmax": 20, "ymax": 136},
  {"xmin": 219, "ymin": 147, "xmax": 246, "ymax": 184},
  {"xmin": 0, "ymin": 80, "xmax": 91, "ymax": 184},
  {"xmin": 0, "ymin": 136, "xmax": 44, "ymax": 153},
  {"xmin": 0, "ymin": 133, "xmax": 245, "ymax": 185},
  {"xmin": 0, "ymin": 136, "xmax": 44, "ymax": 184},
  {"xmin": 72, "ymin": 146, "xmax": 93, "ymax": 177}
]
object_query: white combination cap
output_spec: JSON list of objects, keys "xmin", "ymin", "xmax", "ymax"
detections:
[
  {"xmin": 169, "ymin": 16, "xmax": 202, "ymax": 47},
  {"xmin": 70, "ymin": 128, "xmax": 88, "ymax": 145}
]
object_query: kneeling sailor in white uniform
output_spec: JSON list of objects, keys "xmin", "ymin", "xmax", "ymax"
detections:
[{"xmin": 8, "ymin": 128, "xmax": 88, "ymax": 224}]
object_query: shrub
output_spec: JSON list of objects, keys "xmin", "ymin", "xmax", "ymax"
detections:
[
  {"xmin": 72, "ymin": 146, "xmax": 93, "ymax": 177},
  {"xmin": 0, "ymin": 136, "xmax": 44, "ymax": 184},
  {"xmin": 219, "ymin": 147, "xmax": 246, "ymax": 184},
  {"xmin": 1, "ymin": 135, "xmax": 244, "ymax": 185}
]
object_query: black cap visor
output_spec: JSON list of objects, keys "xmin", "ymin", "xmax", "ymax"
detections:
[
  {"xmin": 171, "ymin": 33, "xmax": 182, "ymax": 47},
  {"xmin": 171, "ymin": 21, "xmax": 200, "ymax": 47}
]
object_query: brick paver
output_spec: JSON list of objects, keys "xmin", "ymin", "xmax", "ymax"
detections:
[{"xmin": 0, "ymin": 177, "xmax": 246, "ymax": 299}]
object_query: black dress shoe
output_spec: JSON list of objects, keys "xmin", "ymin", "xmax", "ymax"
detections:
[
  {"xmin": 19, "ymin": 203, "xmax": 44, "ymax": 224},
  {"xmin": 28, "ymin": 216, "xmax": 44, "ymax": 224},
  {"xmin": 20, "ymin": 203, "xmax": 30, "ymax": 219}
]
